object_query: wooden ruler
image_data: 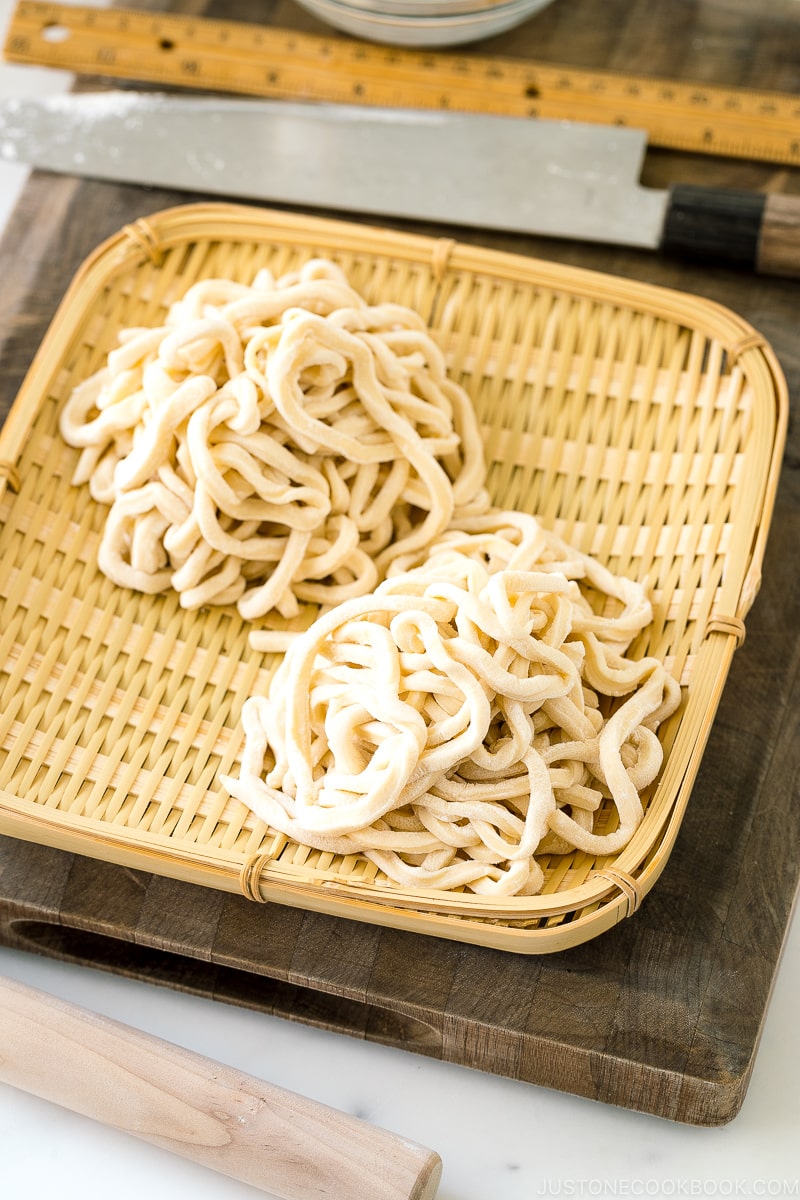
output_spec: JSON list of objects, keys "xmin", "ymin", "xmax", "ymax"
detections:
[{"xmin": 5, "ymin": 0, "xmax": 800, "ymax": 165}]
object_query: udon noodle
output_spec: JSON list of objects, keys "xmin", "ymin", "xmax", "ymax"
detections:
[
  {"xmin": 223, "ymin": 510, "xmax": 681, "ymax": 896},
  {"xmin": 59, "ymin": 259, "xmax": 487, "ymax": 644}
]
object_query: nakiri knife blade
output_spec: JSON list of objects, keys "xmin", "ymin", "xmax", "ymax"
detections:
[{"xmin": 0, "ymin": 91, "xmax": 798, "ymax": 278}]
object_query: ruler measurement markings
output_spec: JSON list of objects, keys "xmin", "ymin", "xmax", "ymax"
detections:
[
  {"xmin": 14, "ymin": 37, "xmax": 793, "ymax": 122},
  {"xmin": 12, "ymin": 39, "xmax": 464, "ymax": 106},
  {"xmin": 1, "ymin": 0, "xmax": 796, "ymax": 104},
  {"xmin": 7, "ymin": 33, "xmax": 795, "ymax": 124},
  {"xmin": 8, "ymin": 2, "xmax": 794, "ymax": 108},
  {"xmin": 5, "ymin": 0, "xmax": 799, "ymax": 164}
]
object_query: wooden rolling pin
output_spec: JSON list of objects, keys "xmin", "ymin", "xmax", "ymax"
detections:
[{"xmin": 0, "ymin": 974, "xmax": 442, "ymax": 1200}]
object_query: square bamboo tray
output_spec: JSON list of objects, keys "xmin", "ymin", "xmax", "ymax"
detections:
[{"xmin": 0, "ymin": 203, "xmax": 787, "ymax": 954}]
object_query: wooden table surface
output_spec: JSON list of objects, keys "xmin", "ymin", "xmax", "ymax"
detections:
[{"xmin": 1, "ymin": 0, "xmax": 800, "ymax": 1130}]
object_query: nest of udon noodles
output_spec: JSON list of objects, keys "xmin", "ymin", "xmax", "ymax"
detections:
[
  {"xmin": 58, "ymin": 257, "xmax": 681, "ymax": 896},
  {"xmin": 223, "ymin": 510, "xmax": 682, "ymax": 897},
  {"xmin": 58, "ymin": 259, "xmax": 487, "ymax": 645}
]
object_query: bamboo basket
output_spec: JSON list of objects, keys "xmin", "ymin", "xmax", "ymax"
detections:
[{"xmin": 0, "ymin": 203, "xmax": 787, "ymax": 953}]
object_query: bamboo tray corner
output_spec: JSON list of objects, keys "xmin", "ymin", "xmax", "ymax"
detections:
[{"xmin": 0, "ymin": 202, "xmax": 788, "ymax": 954}]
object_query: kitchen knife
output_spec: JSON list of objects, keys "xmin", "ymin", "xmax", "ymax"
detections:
[
  {"xmin": 0, "ymin": 973, "xmax": 442, "ymax": 1200},
  {"xmin": 0, "ymin": 91, "xmax": 798, "ymax": 278}
]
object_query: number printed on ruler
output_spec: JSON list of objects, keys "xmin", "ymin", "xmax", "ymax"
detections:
[{"xmin": 6, "ymin": 0, "xmax": 800, "ymax": 164}]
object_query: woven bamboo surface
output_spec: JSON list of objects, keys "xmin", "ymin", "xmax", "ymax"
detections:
[{"xmin": 0, "ymin": 203, "xmax": 787, "ymax": 953}]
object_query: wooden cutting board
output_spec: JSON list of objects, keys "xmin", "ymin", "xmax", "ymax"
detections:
[{"xmin": 2, "ymin": 0, "xmax": 800, "ymax": 1131}]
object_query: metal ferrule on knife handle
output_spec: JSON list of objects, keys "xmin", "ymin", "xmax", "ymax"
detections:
[{"xmin": 662, "ymin": 185, "xmax": 800, "ymax": 278}]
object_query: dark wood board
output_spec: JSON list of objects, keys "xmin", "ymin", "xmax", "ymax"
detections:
[{"xmin": 2, "ymin": 0, "xmax": 800, "ymax": 1129}]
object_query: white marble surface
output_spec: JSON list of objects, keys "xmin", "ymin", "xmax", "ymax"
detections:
[{"xmin": 1, "ymin": 2, "xmax": 800, "ymax": 1198}]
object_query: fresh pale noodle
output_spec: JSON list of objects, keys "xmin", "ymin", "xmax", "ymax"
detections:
[
  {"xmin": 59, "ymin": 260, "xmax": 488, "ymax": 641},
  {"xmin": 223, "ymin": 510, "xmax": 682, "ymax": 896}
]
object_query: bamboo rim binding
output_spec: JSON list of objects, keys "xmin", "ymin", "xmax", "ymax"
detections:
[
  {"xmin": 705, "ymin": 615, "xmax": 747, "ymax": 648},
  {"xmin": 0, "ymin": 460, "xmax": 21, "ymax": 493},
  {"xmin": 240, "ymin": 852, "xmax": 273, "ymax": 903},
  {"xmin": 592, "ymin": 866, "xmax": 643, "ymax": 917},
  {"xmin": 121, "ymin": 218, "xmax": 165, "ymax": 266}
]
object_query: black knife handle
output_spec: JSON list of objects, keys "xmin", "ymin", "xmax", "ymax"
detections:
[{"xmin": 661, "ymin": 184, "xmax": 800, "ymax": 280}]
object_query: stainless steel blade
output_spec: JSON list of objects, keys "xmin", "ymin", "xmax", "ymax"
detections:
[{"xmin": 0, "ymin": 92, "xmax": 667, "ymax": 248}]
